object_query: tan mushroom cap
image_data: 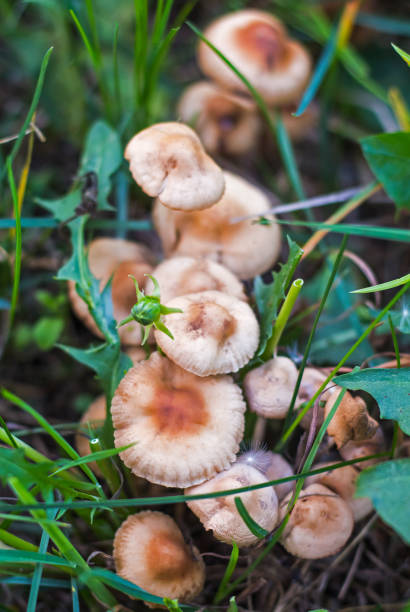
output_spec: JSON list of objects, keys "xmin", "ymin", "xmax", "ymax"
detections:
[
  {"xmin": 145, "ymin": 256, "xmax": 247, "ymax": 304},
  {"xmin": 177, "ymin": 81, "xmax": 261, "ymax": 156},
  {"xmin": 114, "ymin": 511, "xmax": 205, "ymax": 607},
  {"xmin": 340, "ymin": 425, "xmax": 385, "ymax": 470},
  {"xmin": 154, "ymin": 290, "xmax": 259, "ymax": 376},
  {"xmin": 296, "ymin": 367, "xmax": 333, "ymax": 431},
  {"xmin": 112, "ymin": 352, "xmax": 246, "ymax": 487},
  {"xmin": 153, "ymin": 171, "xmax": 281, "ymax": 279},
  {"xmin": 325, "ymin": 388, "xmax": 378, "ymax": 448},
  {"xmin": 198, "ymin": 10, "xmax": 311, "ymax": 106},
  {"xmin": 279, "ymin": 103, "xmax": 318, "ymax": 141},
  {"xmin": 304, "ymin": 462, "xmax": 372, "ymax": 522},
  {"xmin": 244, "ymin": 356, "xmax": 298, "ymax": 419},
  {"xmin": 124, "ymin": 122, "xmax": 225, "ymax": 211},
  {"xmin": 68, "ymin": 238, "xmax": 155, "ymax": 345},
  {"xmin": 280, "ymin": 483, "xmax": 354, "ymax": 559},
  {"xmin": 237, "ymin": 449, "xmax": 294, "ymax": 499},
  {"xmin": 186, "ymin": 463, "xmax": 278, "ymax": 547}
]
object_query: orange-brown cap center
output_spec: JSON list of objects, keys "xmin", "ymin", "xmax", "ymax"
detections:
[
  {"xmin": 146, "ymin": 531, "xmax": 191, "ymax": 581},
  {"xmin": 187, "ymin": 302, "xmax": 236, "ymax": 342},
  {"xmin": 112, "ymin": 261, "xmax": 152, "ymax": 312},
  {"xmin": 147, "ymin": 386, "xmax": 209, "ymax": 437},
  {"xmin": 236, "ymin": 21, "xmax": 285, "ymax": 69}
]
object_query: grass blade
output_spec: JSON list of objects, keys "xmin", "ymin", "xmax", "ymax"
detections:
[
  {"xmin": 214, "ymin": 542, "xmax": 239, "ymax": 604},
  {"xmin": 234, "ymin": 497, "xmax": 269, "ymax": 538},
  {"xmin": 7, "ymin": 159, "xmax": 22, "ymax": 331},
  {"xmin": 352, "ymin": 274, "xmax": 410, "ymax": 294},
  {"xmin": 273, "ymin": 218, "xmax": 410, "ymax": 243}
]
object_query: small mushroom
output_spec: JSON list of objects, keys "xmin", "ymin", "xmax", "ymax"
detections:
[
  {"xmin": 340, "ymin": 425, "xmax": 385, "ymax": 470},
  {"xmin": 280, "ymin": 483, "xmax": 354, "ymax": 559},
  {"xmin": 153, "ymin": 170, "xmax": 281, "ymax": 279},
  {"xmin": 296, "ymin": 367, "xmax": 333, "ymax": 431},
  {"xmin": 144, "ymin": 256, "xmax": 247, "ymax": 304},
  {"xmin": 154, "ymin": 290, "xmax": 259, "ymax": 376},
  {"xmin": 325, "ymin": 388, "xmax": 378, "ymax": 449},
  {"xmin": 198, "ymin": 10, "xmax": 311, "ymax": 106},
  {"xmin": 244, "ymin": 356, "xmax": 298, "ymax": 419},
  {"xmin": 186, "ymin": 463, "xmax": 278, "ymax": 547},
  {"xmin": 68, "ymin": 238, "xmax": 155, "ymax": 346},
  {"xmin": 177, "ymin": 81, "xmax": 261, "ymax": 156},
  {"xmin": 113, "ymin": 511, "xmax": 205, "ymax": 607},
  {"xmin": 237, "ymin": 449, "xmax": 294, "ymax": 500},
  {"xmin": 112, "ymin": 352, "xmax": 246, "ymax": 487},
  {"xmin": 124, "ymin": 122, "xmax": 225, "ymax": 211}
]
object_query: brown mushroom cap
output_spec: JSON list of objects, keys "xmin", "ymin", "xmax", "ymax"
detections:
[
  {"xmin": 237, "ymin": 449, "xmax": 294, "ymax": 499},
  {"xmin": 154, "ymin": 290, "xmax": 259, "ymax": 376},
  {"xmin": 113, "ymin": 511, "xmax": 205, "ymax": 607},
  {"xmin": 198, "ymin": 10, "xmax": 311, "ymax": 106},
  {"xmin": 325, "ymin": 388, "xmax": 379, "ymax": 448},
  {"xmin": 68, "ymin": 238, "xmax": 155, "ymax": 345},
  {"xmin": 112, "ymin": 352, "xmax": 246, "ymax": 487},
  {"xmin": 124, "ymin": 122, "xmax": 225, "ymax": 211},
  {"xmin": 280, "ymin": 483, "xmax": 354, "ymax": 559},
  {"xmin": 177, "ymin": 81, "xmax": 261, "ymax": 156},
  {"xmin": 186, "ymin": 463, "xmax": 278, "ymax": 547},
  {"xmin": 340, "ymin": 426, "xmax": 385, "ymax": 469},
  {"xmin": 144, "ymin": 256, "xmax": 247, "ymax": 304},
  {"xmin": 244, "ymin": 356, "xmax": 298, "ymax": 419},
  {"xmin": 153, "ymin": 170, "xmax": 281, "ymax": 279}
]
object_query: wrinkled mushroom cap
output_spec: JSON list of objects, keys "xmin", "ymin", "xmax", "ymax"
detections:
[
  {"xmin": 340, "ymin": 426, "xmax": 385, "ymax": 469},
  {"xmin": 178, "ymin": 81, "xmax": 261, "ymax": 156},
  {"xmin": 153, "ymin": 171, "xmax": 281, "ymax": 279},
  {"xmin": 112, "ymin": 352, "xmax": 246, "ymax": 487},
  {"xmin": 145, "ymin": 256, "xmax": 247, "ymax": 304},
  {"xmin": 124, "ymin": 122, "xmax": 225, "ymax": 211},
  {"xmin": 114, "ymin": 511, "xmax": 205, "ymax": 607},
  {"xmin": 186, "ymin": 463, "xmax": 278, "ymax": 547},
  {"xmin": 325, "ymin": 388, "xmax": 378, "ymax": 448},
  {"xmin": 280, "ymin": 483, "xmax": 354, "ymax": 559},
  {"xmin": 68, "ymin": 238, "xmax": 155, "ymax": 346},
  {"xmin": 237, "ymin": 449, "xmax": 294, "ymax": 499},
  {"xmin": 244, "ymin": 356, "xmax": 298, "ymax": 418},
  {"xmin": 154, "ymin": 290, "xmax": 259, "ymax": 376},
  {"xmin": 198, "ymin": 10, "xmax": 311, "ymax": 106}
]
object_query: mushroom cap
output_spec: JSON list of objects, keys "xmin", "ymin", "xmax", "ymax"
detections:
[
  {"xmin": 340, "ymin": 426, "xmax": 385, "ymax": 470},
  {"xmin": 145, "ymin": 256, "xmax": 247, "ymax": 304},
  {"xmin": 198, "ymin": 10, "xmax": 311, "ymax": 106},
  {"xmin": 304, "ymin": 462, "xmax": 372, "ymax": 522},
  {"xmin": 296, "ymin": 367, "xmax": 333, "ymax": 431},
  {"xmin": 186, "ymin": 463, "xmax": 278, "ymax": 547},
  {"xmin": 68, "ymin": 238, "xmax": 155, "ymax": 346},
  {"xmin": 243, "ymin": 356, "xmax": 298, "ymax": 418},
  {"xmin": 177, "ymin": 81, "xmax": 261, "ymax": 156},
  {"xmin": 325, "ymin": 388, "xmax": 379, "ymax": 448},
  {"xmin": 113, "ymin": 511, "xmax": 205, "ymax": 606},
  {"xmin": 278, "ymin": 103, "xmax": 318, "ymax": 141},
  {"xmin": 124, "ymin": 122, "xmax": 225, "ymax": 211},
  {"xmin": 112, "ymin": 352, "xmax": 246, "ymax": 487},
  {"xmin": 237, "ymin": 449, "xmax": 294, "ymax": 500},
  {"xmin": 154, "ymin": 290, "xmax": 259, "ymax": 376},
  {"xmin": 280, "ymin": 483, "xmax": 354, "ymax": 559},
  {"xmin": 153, "ymin": 170, "xmax": 281, "ymax": 279}
]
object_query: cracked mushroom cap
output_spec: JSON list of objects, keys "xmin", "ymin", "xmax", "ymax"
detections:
[
  {"xmin": 144, "ymin": 256, "xmax": 247, "ymax": 304},
  {"xmin": 237, "ymin": 449, "xmax": 294, "ymax": 500},
  {"xmin": 177, "ymin": 81, "xmax": 261, "ymax": 156},
  {"xmin": 185, "ymin": 463, "xmax": 278, "ymax": 547},
  {"xmin": 112, "ymin": 352, "xmax": 246, "ymax": 487},
  {"xmin": 325, "ymin": 388, "xmax": 378, "ymax": 449},
  {"xmin": 340, "ymin": 425, "xmax": 385, "ymax": 470},
  {"xmin": 154, "ymin": 290, "xmax": 259, "ymax": 376},
  {"xmin": 198, "ymin": 10, "xmax": 311, "ymax": 106},
  {"xmin": 153, "ymin": 171, "xmax": 281, "ymax": 279},
  {"xmin": 68, "ymin": 238, "xmax": 155, "ymax": 346},
  {"xmin": 124, "ymin": 122, "xmax": 225, "ymax": 211},
  {"xmin": 280, "ymin": 483, "xmax": 354, "ymax": 559},
  {"xmin": 243, "ymin": 356, "xmax": 298, "ymax": 418},
  {"xmin": 114, "ymin": 511, "xmax": 205, "ymax": 607}
]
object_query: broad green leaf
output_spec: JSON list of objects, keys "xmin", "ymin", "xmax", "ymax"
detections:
[
  {"xmin": 33, "ymin": 316, "xmax": 64, "ymax": 350},
  {"xmin": 352, "ymin": 274, "xmax": 410, "ymax": 294},
  {"xmin": 392, "ymin": 43, "xmax": 410, "ymax": 66},
  {"xmin": 361, "ymin": 132, "xmax": 410, "ymax": 210},
  {"xmin": 334, "ymin": 368, "xmax": 410, "ymax": 433},
  {"xmin": 356, "ymin": 459, "xmax": 410, "ymax": 543}
]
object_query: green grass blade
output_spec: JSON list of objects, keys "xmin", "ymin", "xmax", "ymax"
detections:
[
  {"xmin": 50, "ymin": 443, "xmax": 134, "ymax": 476},
  {"xmin": 0, "ymin": 577, "xmax": 70, "ymax": 588},
  {"xmin": 0, "ymin": 550, "xmax": 75, "ymax": 568},
  {"xmin": 272, "ymin": 218, "xmax": 410, "ymax": 243},
  {"xmin": 0, "ymin": 529, "xmax": 38, "ymax": 552},
  {"xmin": 71, "ymin": 577, "xmax": 80, "ymax": 612},
  {"xmin": 6, "ymin": 159, "xmax": 22, "ymax": 331},
  {"xmin": 274, "ymin": 112, "xmax": 305, "ymax": 199},
  {"xmin": 391, "ymin": 43, "xmax": 410, "ymax": 66},
  {"xmin": 352, "ymin": 274, "xmax": 410, "ymax": 294},
  {"xmin": 234, "ymin": 497, "xmax": 269, "ymax": 538},
  {"xmin": 0, "ymin": 415, "xmax": 18, "ymax": 448},
  {"xmin": 69, "ymin": 10, "xmax": 97, "ymax": 65},
  {"xmin": 27, "ymin": 500, "xmax": 57, "ymax": 612},
  {"xmin": 112, "ymin": 23, "xmax": 121, "ymax": 120},
  {"xmin": 357, "ymin": 13, "xmax": 410, "ymax": 35},
  {"xmin": 214, "ymin": 542, "xmax": 239, "ymax": 605}
]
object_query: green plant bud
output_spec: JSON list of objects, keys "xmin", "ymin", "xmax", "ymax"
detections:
[{"xmin": 131, "ymin": 297, "xmax": 161, "ymax": 326}]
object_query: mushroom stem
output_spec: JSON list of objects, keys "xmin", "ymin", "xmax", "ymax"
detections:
[{"xmin": 264, "ymin": 278, "xmax": 303, "ymax": 359}]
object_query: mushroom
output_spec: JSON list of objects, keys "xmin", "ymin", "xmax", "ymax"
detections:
[
  {"xmin": 243, "ymin": 356, "xmax": 298, "ymax": 419},
  {"xmin": 340, "ymin": 425, "xmax": 385, "ymax": 470},
  {"xmin": 304, "ymin": 462, "xmax": 372, "ymax": 521},
  {"xmin": 198, "ymin": 10, "xmax": 311, "ymax": 106},
  {"xmin": 68, "ymin": 238, "xmax": 155, "ymax": 346},
  {"xmin": 111, "ymin": 352, "xmax": 246, "ymax": 487},
  {"xmin": 237, "ymin": 449, "xmax": 294, "ymax": 500},
  {"xmin": 177, "ymin": 81, "xmax": 261, "ymax": 156},
  {"xmin": 186, "ymin": 462, "xmax": 278, "ymax": 547},
  {"xmin": 296, "ymin": 367, "xmax": 333, "ymax": 431},
  {"xmin": 154, "ymin": 290, "xmax": 259, "ymax": 376},
  {"xmin": 144, "ymin": 256, "xmax": 247, "ymax": 304},
  {"xmin": 325, "ymin": 388, "xmax": 378, "ymax": 449},
  {"xmin": 124, "ymin": 122, "xmax": 225, "ymax": 211},
  {"xmin": 280, "ymin": 483, "xmax": 354, "ymax": 559},
  {"xmin": 153, "ymin": 170, "xmax": 281, "ymax": 279},
  {"xmin": 113, "ymin": 511, "xmax": 205, "ymax": 607}
]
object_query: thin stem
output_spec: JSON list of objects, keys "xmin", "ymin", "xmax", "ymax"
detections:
[
  {"xmin": 7, "ymin": 159, "xmax": 22, "ymax": 332},
  {"xmin": 388, "ymin": 314, "xmax": 401, "ymax": 458},
  {"xmin": 264, "ymin": 279, "xmax": 304, "ymax": 359}
]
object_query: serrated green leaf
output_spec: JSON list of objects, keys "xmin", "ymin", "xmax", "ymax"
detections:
[
  {"xmin": 334, "ymin": 368, "xmax": 410, "ymax": 433},
  {"xmin": 361, "ymin": 132, "xmax": 410, "ymax": 210},
  {"xmin": 356, "ymin": 459, "xmax": 410, "ymax": 543}
]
